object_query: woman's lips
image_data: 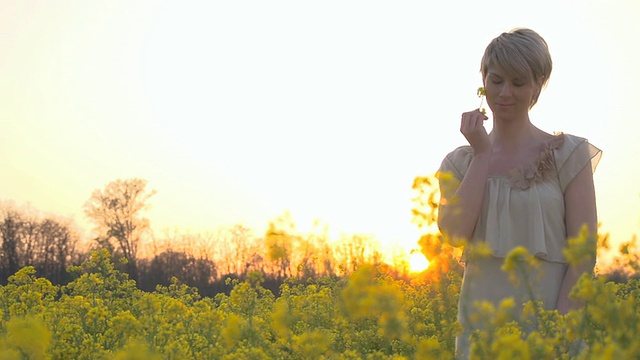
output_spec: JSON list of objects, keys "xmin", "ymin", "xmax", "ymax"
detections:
[{"xmin": 497, "ymin": 103, "xmax": 515, "ymax": 109}]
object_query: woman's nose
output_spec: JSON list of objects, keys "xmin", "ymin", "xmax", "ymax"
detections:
[{"xmin": 499, "ymin": 83, "xmax": 512, "ymax": 97}]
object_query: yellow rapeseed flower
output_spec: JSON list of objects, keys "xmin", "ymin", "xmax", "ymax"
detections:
[
  {"xmin": 477, "ymin": 87, "xmax": 487, "ymax": 114},
  {"xmin": 222, "ymin": 313, "xmax": 243, "ymax": 350},
  {"xmin": 491, "ymin": 332, "xmax": 530, "ymax": 360},
  {"xmin": 502, "ymin": 247, "xmax": 542, "ymax": 286},
  {"xmin": 522, "ymin": 301, "xmax": 537, "ymax": 320},
  {"xmin": 499, "ymin": 298, "xmax": 516, "ymax": 310},
  {"xmin": 502, "ymin": 247, "xmax": 529, "ymax": 274},
  {"xmin": 468, "ymin": 241, "xmax": 493, "ymax": 259},
  {"xmin": 563, "ymin": 225, "xmax": 597, "ymax": 266}
]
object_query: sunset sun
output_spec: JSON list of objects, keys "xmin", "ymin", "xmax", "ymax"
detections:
[
  {"xmin": 0, "ymin": 1, "xmax": 637, "ymax": 357},
  {"xmin": 408, "ymin": 250, "xmax": 430, "ymax": 273}
]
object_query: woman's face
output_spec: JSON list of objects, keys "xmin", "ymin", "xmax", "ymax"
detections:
[{"xmin": 483, "ymin": 66, "xmax": 540, "ymax": 121}]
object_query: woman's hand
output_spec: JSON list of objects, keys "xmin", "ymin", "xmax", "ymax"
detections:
[
  {"xmin": 439, "ymin": 109, "xmax": 492, "ymax": 242},
  {"xmin": 460, "ymin": 109, "xmax": 491, "ymax": 154}
]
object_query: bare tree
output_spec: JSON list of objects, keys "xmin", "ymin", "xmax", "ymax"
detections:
[
  {"xmin": 36, "ymin": 217, "xmax": 80, "ymax": 284},
  {"xmin": 210, "ymin": 224, "xmax": 260, "ymax": 278},
  {"xmin": 0, "ymin": 205, "xmax": 80, "ymax": 284},
  {"xmin": 334, "ymin": 233, "xmax": 382, "ymax": 274},
  {"xmin": 296, "ymin": 221, "xmax": 333, "ymax": 278},
  {"xmin": 144, "ymin": 250, "xmax": 216, "ymax": 289},
  {"xmin": 84, "ymin": 178, "xmax": 156, "ymax": 280},
  {"xmin": 0, "ymin": 210, "xmax": 22, "ymax": 281}
]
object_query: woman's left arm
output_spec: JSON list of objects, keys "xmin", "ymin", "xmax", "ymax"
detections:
[{"xmin": 557, "ymin": 163, "xmax": 598, "ymax": 314}]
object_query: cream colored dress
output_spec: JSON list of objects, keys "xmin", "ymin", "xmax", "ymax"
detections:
[{"xmin": 438, "ymin": 133, "xmax": 602, "ymax": 359}]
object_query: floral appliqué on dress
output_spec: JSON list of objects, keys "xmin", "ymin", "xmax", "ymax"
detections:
[{"xmin": 508, "ymin": 134, "xmax": 565, "ymax": 190}]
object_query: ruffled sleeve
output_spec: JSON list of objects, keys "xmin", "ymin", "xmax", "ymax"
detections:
[
  {"xmin": 554, "ymin": 134, "xmax": 602, "ymax": 193},
  {"xmin": 438, "ymin": 146, "xmax": 473, "ymax": 181},
  {"xmin": 437, "ymin": 146, "xmax": 473, "ymax": 204}
]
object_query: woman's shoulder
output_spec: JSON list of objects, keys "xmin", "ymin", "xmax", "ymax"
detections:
[
  {"xmin": 557, "ymin": 133, "xmax": 588, "ymax": 148},
  {"xmin": 553, "ymin": 132, "xmax": 603, "ymax": 191},
  {"xmin": 439, "ymin": 145, "xmax": 474, "ymax": 180},
  {"xmin": 444, "ymin": 145, "xmax": 474, "ymax": 159},
  {"xmin": 553, "ymin": 132, "xmax": 601, "ymax": 163}
]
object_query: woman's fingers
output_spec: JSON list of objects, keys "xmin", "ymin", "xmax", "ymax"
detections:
[
  {"xmin": 460, "ymin": 109, "xmax": 491, "ymax": 153},
  {"xmin": 460, "ymin": 110, "xmax": 487, "ymax": 132}
]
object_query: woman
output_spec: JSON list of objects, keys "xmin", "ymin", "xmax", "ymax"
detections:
[{"xmin": 436, "ymin": 28, "xmax": 602, "ymax": 358}]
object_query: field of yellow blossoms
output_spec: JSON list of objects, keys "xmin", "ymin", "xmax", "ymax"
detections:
[{"xmin": 1, "ymin": 176, "xmax": 638, "ymax": 359}]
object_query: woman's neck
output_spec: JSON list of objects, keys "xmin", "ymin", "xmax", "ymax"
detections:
[{"xmin": 490, "ymin": 115, "xmax": 541, "ymax": 151}]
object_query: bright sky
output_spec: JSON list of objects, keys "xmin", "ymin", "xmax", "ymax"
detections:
[{"xmin": 1, "ymin": 1, "xmax": 639, "ymax": 261}]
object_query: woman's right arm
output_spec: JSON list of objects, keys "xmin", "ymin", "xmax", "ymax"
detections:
[{"xmin": 437, "ymin": 109, "xmax": 492, "ymax": 244}]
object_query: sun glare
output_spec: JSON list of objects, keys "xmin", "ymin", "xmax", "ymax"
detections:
[{"xmin": 409, "ymin": 251, "xmax": 430, "ymax": 273}]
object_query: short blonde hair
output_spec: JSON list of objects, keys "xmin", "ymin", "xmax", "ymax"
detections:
[{"xmin": 480, "ymin": 28, "xmax": 552, "ymax": 108}]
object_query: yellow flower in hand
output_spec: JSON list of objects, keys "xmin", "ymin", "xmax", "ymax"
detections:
[{"xmin": 477, "ymin": 87, "xmax": 486, "ymax": 114}]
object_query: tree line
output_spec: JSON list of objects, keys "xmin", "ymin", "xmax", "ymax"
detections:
[
  {"xmin": 3, "ymin": 177, "xmax": 635, "ymax": 297},
  {"xmin": 1, "ymin": 178, "xmax": 410, "ymax": 297}
]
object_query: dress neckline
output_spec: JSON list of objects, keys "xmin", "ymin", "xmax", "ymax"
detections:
[{"xmin": 505, "ymin": 133, "xmax": 565, "ymax": 189}]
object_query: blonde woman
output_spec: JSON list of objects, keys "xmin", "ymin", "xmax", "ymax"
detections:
[{"xmin": 437, "ymin": 28, "xmax": 601, "ymax": 358}]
